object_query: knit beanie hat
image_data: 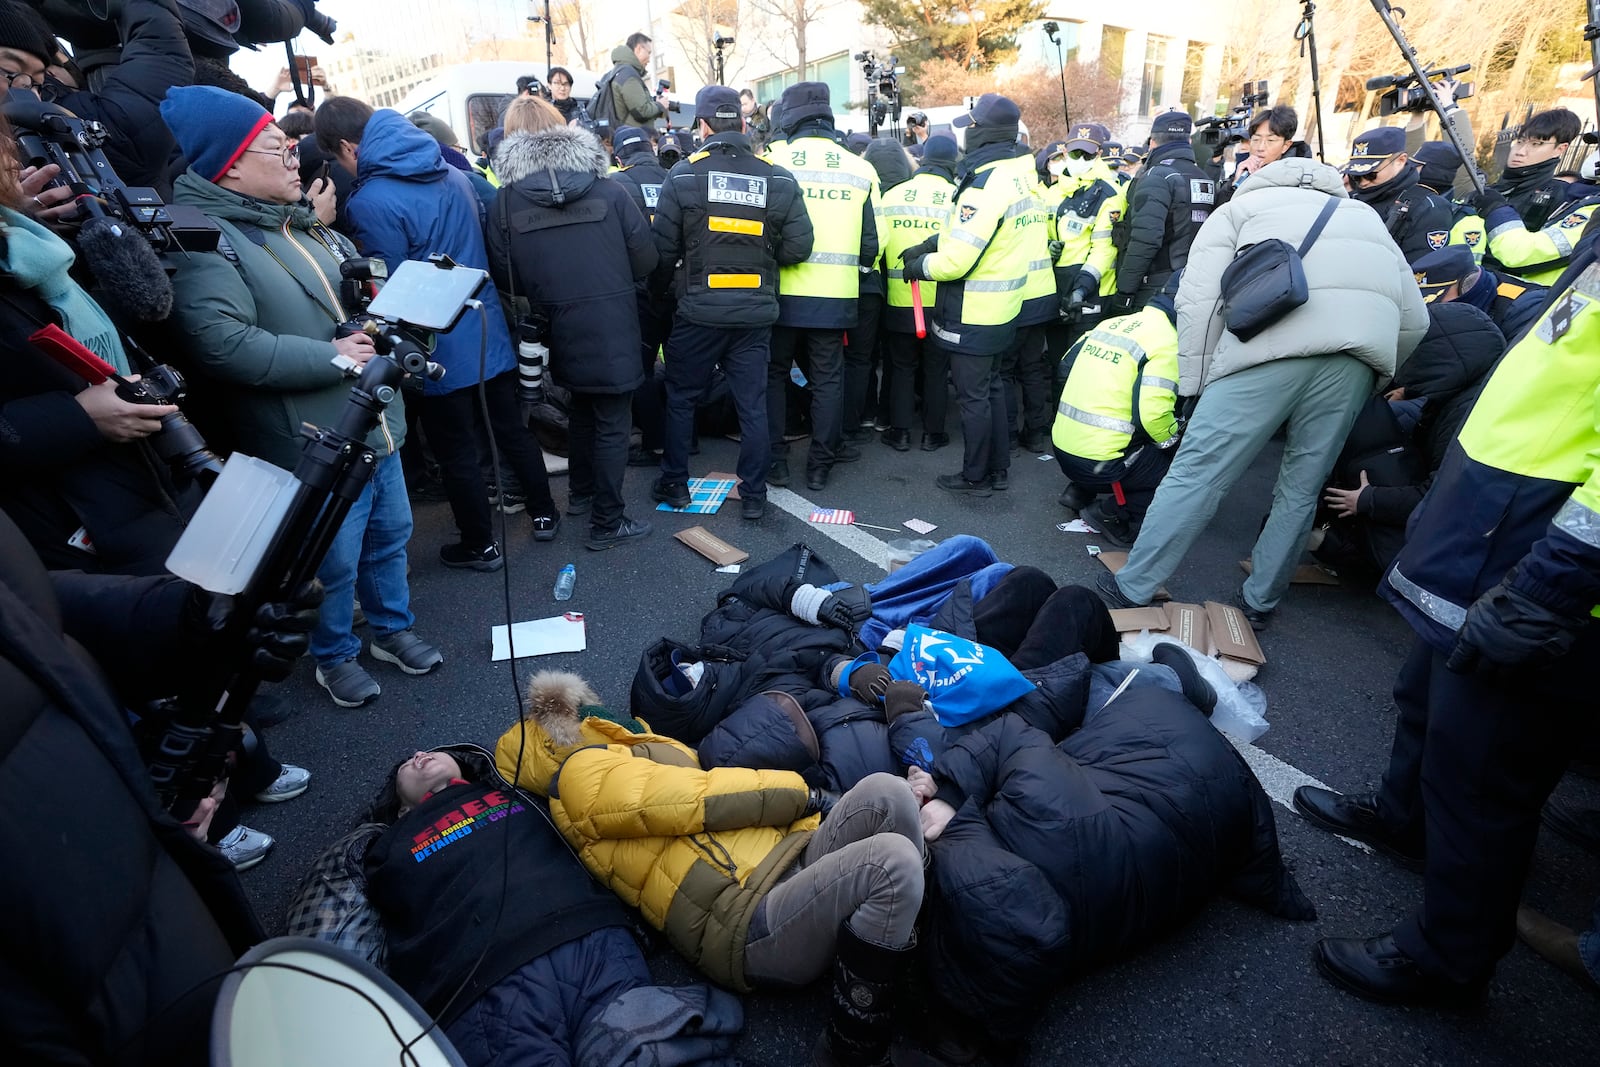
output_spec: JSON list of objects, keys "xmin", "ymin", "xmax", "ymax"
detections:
[
  {"xmin": 0, "ymin": 1, "xmax": 55, "ymax": 65},
  {"xmin": 160, "ymin": 84, "xmax": 275, "ymax": 184}
]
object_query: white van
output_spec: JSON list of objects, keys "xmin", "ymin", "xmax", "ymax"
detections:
[{"xmin": 395, "ymin": 61, "xmax": 691, "ymax": 156}]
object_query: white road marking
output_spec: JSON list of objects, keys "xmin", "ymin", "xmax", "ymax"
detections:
[{"xmin": 772, "ymin": 483, "xmax": 1371, "ymax": 853}]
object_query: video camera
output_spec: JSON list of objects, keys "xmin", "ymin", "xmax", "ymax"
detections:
[
  {"xmin": 1196, "ymin": 80, "xmax": 1270, "ymax": 149},
  {"xmin": 2, "ymin": 91, "xmax": 219, "ymax": 255},
  {"xmin": 115, "ymin": 358, "xmax": 224, "ymax": 482},
  {"xmin": 1366, "ymin": 64, "xmax": 1473, "ymax": 116},
  {"xmin": 854, "ymin": 51, "xmax": 905, "ymax": 138},
  {"xmin": 333, "ymin": 257, "xmax": 445, "ymax": 384}
]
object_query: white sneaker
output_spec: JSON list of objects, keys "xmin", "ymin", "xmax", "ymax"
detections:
[
  {"xmin": 218, "ymin": 825, "xmax": 274, "ymax": 871},
  {"xmin": 253, "ymin": 763, "xmax": 311, "ymax": 804}
]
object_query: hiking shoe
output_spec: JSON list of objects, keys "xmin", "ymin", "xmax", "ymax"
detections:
[
  {"xmin": 440, "ymin": 542, "xmax": 504, "ymax": 571},
  {"xmin": 768, "ymin": 459, "xmax": 791, "ymax": 487},
  {"xmin": 316, "ymin": 659, "xmax": 381, "ymax": 708},
  {"xmin": 652, "ymin": 478, "xmax": 691, "ymax": 509},
  {"xmin": 587, "ymin": 517, "xmax": 654, "ymax": 551},
  {"xmin": 566, "ymin": 493, "xmax": 592, "ymax": 516},
  {"xmin": 1234, "ymin": 589, "xmax": 1272, "ymax": 632},
  {"xmin": 990, "ymin": 468, "xmax": 1010, "ymax": 492},
  {"xmin": 371, "ymin": 630, "xmax": 444, "ymax": 675},
  {"xmin": 1084, "ymin": 501, "xmax": 1135, "ymax": 549},
  {"xmin": 881, "ymin": 428, "xmax": 911, "ymax": 452},
  {"xmin": 532, "ymin": 513, "xmax": 561, "ymax": 541},
  {"xmin": 253, "ymin": 763, "xmax": 312, "ymax": 804},
  {"xmin": 921, "ymin": 432, "xmax": 950, "ymax": 451},
  {"xmin": 1094, "ymin": 569, "xmax": 1145, "ymax": 610},
  {"xmin": 936, "ymin": 473, "xmax": 991, "ymax": 497},
  {"xmin": 218, "ymin": 825, "xmax": 274, "ymax": 871},
  {"xmin": 742, "ymin": 495, "xmax": 767, "ymax": 521}
]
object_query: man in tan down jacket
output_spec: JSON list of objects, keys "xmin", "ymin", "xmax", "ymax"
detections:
[{"xmin": 1098, "ymin": 156, "xmax": 1429, "ymax": 628}]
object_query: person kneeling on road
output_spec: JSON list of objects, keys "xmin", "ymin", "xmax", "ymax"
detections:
[
  {"xmin": 497, "ymin": 670, "xmax": 929, "ymax": 1067},
  {"xmin": 1051, "ymin": 273, "xmax": 1183, "ymax": 546}
]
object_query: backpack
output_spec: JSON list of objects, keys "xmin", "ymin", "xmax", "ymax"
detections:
[{"xmin": 587, "ymin": 64, "xmax": 632, "ymax": 140}]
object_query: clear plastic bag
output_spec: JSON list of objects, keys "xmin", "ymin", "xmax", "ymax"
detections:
[{"xmin": 1117, "ymin": 631, "xmax": 1270, "ymax": 742}]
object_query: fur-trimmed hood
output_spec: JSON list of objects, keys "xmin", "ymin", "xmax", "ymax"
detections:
[
  {"xmin": 494, "ymin": 125, "xmax": 610, "ymax": 200},
  {"xmin": 498, "ymin": 671, "xmax": 676, "ymax": 794}
]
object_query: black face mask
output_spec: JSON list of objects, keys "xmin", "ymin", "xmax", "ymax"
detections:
[
  {"xmin": 1500, "ymin": 157, "xmax": 1559, "ymax": 189},
  {"xmin": 1350, "ymin": 163, "xmax": 1417, "ymax": 205}
]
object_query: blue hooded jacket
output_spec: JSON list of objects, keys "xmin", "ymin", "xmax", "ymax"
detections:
[{"xmin": 347, "ymin": 109, "xmax": 515, "ymax": 396}]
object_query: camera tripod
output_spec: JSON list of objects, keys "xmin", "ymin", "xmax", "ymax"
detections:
[{"xmin": 1294, "ymin": 0, "xmax": 1327, "ymax": 162}]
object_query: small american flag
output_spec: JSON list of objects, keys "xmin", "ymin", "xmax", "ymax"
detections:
[{"xmin": 808, "ymin": 508, "xmax": 856, "ymax": 525}]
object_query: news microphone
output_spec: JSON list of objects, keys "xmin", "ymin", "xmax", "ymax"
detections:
[
  {"xmin": 1365, "ymin": 74, "xmax": 1402, "ymax": 90},
  {"xmin": 76, "ymin": 214, "xmax": 174, "ymax": 323}
]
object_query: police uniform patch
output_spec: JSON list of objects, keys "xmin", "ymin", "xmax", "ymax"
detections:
[
  {"xmin": 959, "ymin": 204, "xmax": 978, "ymax": 223},
  {"xmin": 707, "ymin": 172, "xmax": 767, "ymax": 207},
  {"xmin": 1108, "ymin": 209, "xmax": 1121, "ymax": 223},
  {"xmin": 1559, "ymin": 212, "xmax": 1588, "ymax": 229},
  {"xmin": 1426, "ymin": 230, "xmax": 1448, "ymax": 250},
  {"xmin": 1413, "ymin": 271, "xmax": 1428, "ymax": 285},
  {"xmin": 1464, "ymin": 231, "xmax": 1481, "ymax": 247}
]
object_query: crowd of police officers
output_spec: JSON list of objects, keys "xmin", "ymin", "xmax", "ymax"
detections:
[{"xmin": 600, "ymin": 77, "xmax": 1600, "ymax": 1013}]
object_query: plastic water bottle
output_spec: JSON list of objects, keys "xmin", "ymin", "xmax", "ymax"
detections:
[{"xmin": 553, "ymin": 563, "xmax": 577, "ymax": 601}]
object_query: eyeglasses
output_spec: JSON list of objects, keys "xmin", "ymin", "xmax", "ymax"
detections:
[
  {"xmin": 0, "ymin": 67, "xmax": 37, "ymax": 90},
  {"xmin": 244, "ymin": 143, "xmax": 301, "ymax": 168},
  {"xmin": 1249, "ymin": 134, "xmax": 1285, "ymax": 147},
  {"xmin": 1348, "ymin": 169, "xmax": 1385, "ymax": 185},
  {"xmin": 1511, "ymin": 137, "xmax": 1558, "ymax": 149},
  {"xmin": 550, "ymin": 79, "xmax": 572, "ymax": 88}
]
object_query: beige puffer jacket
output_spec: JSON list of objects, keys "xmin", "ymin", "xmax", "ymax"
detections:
[{"xmin": 1175, "ymin": 157, "xmax": 1429, "ymax": 395}]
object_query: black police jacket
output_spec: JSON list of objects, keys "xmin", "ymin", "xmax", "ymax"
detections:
[
  {"xmin": 1115, "ymin": 140, "xmax": 1215, "ymax": 297},
  {"xmin": 1353, "ymin": 167, "xmax": 1455, "ymax": 265},
  {"xmin": 652, "ymin": 131, "xmax": 814, "ymax": 328},
  {"xmin": 0, "ymin": 510, "xmax": 263, "ymax": 1064}
]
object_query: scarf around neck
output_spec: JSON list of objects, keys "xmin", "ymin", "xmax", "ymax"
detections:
[{"xmin": 0, "ymin": 206, "xmax": 130, "ymax": 375}]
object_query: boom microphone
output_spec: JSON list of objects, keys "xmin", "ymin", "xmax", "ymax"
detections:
[
  {"xmin": 77, "ymin": 214, "xmax": 175, "ymax": 323},
  {"xmin": 1365, "ymin": 74, "xmax": 1401, "ymax": 90}
]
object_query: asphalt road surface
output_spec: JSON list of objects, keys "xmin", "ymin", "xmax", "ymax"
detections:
[{"xmin": 241, "ymin": 428, "xmax": 1600, "ymax": 1066}]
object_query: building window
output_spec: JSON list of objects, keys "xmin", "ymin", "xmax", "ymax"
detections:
[
  {"xmin": 1100, "ymin": 26, "xmax": 1126, "ymax": 87},
  {"xmin": 1140, "ymin": 34, "xmax": 1170, "ymax": 116},
  {"xmin": 811, "ymin": 52, "xmax": 850, "ymax": 108},
  {"xmin": 1181, "ymin": 41, "xmax": 1206, "ymax": 114}
]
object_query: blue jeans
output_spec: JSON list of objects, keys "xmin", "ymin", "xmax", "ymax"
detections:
[
  {"xmin": 312, "ymin": 454, "xmax": 415, "ymax": 667},
  {"xmin": 1581, "ymin": 896, "xmax": 1600, "ymax": 986}
]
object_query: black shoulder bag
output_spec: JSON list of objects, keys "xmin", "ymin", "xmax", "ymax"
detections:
[{"xmin": 1219, "ymin": 196, "xmax": 1339, "ymax": 341}]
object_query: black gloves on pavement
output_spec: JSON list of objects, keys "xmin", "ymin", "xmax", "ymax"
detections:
[{"xmin": 1445, "ymin": 577, "xmax": 1584, "ymax": 679}]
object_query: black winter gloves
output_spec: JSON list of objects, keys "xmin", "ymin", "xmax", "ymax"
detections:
[
  {"xmin": 1106, "ymin": 292, "xmax": 1136, "ymax": 316},
  {"xmin": 789, "ymin": 583, "xmax": 873, "ymax": 630},
  {"xmin": 1446, "ymin": 575, "xmax": 1584, "ymax": 678},
  {"xmin": 1469, "ymin": 188, "xmax": 1509, "ymax": 219},
  {"xmin": 184, "ymin": 580, "xmax": 325, "ymax": 682},
  {"xmin": 883, "ymin": 680, "xmax": 928, "ymax": 723},
  {"xmin": 900, "ymin": 234, "xmax": 939, "ymax": 283},
  {"xmin": 848, "ymin": 662, "xmax": 893, "ymax": 704}
]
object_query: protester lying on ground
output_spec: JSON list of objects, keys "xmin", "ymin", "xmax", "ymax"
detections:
[
  {"xmin": 288, "ymin": 741, "xmax": 744, "ymax": 1067},
  {"xmin": 497, "ymin": 671, "xmax": 931, "ymax": 1067},
  {"xmin": 1318, "ymin": 301, "xmax": 1504, "ymax": 576}
]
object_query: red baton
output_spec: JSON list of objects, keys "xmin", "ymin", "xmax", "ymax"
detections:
[{"xmin": 911, "ymin": 279, "xmax": 926, "ymax": 339}]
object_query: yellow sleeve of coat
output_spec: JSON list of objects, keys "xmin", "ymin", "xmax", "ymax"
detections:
[
  {"xmin": 555, "ymin": 745, "xmax": 812, "ymax": 840},
  {"xmin": 1139, "ymin": 326, "xmax": 1181, "ymax": 444},
  {"xmin": 923, "ymin": 183, "xmax": 1002, "ymax": 282},
  {"xmin": 1086, "ymin": 188, "xmax": 1127, "ymax": 292}
]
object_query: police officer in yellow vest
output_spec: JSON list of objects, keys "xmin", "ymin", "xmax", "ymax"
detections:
[
  {"xmin": 1052, "ymin": 275, "xmax": 1181, "ymax": 545},
  {"xmin": 879, "ymin": 135, "xmax": 957, "ymax": 452},
  {"xmin": 1296, "ymin": 223, "xmax": 1600, "ymax": 1007},
  {"xmin": 1001, "ymin": 142, "xmax": 1059, "ymax": 460},
  {"xmin": 1048, "ymin": 124, "xmax": 1127, "ymax": 377},
  {"xmin": 901, "ymin": 93, "xmax": 1035, "ymax": 498},
  {"xmin": 763, "ymin": 81, "xmax": 883, "ymax": 492},
  {"xmin": 1473, "ymin": 184, "xmax": 1600, "ymax": 285}
]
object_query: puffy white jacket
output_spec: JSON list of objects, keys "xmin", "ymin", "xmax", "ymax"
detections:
[{"xmin": 1176, "ymin": 157, "xmax": 1429, "ymax": 395}]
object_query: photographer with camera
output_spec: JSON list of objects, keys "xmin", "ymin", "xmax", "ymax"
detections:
[
  {"xmin": 9, "ymin": 0, "xmax": 195, "ymax": 197},
  {"xmin": 316, "ymin": 98, "xmax": 562, "ymax": 565},
  {"xmin": 160, "ymin": 85, "xmax": 443, "ymax": 709},
  {"xmin": 601, "ymin": 33, "xmax": 668, "ymax": 135}
]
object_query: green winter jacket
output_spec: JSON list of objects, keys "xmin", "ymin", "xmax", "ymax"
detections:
[
  {"xmin": 168, "ymin": 170, "xmax": 405, "ymax": 471},
  {"xmin": 609, "ymin": 45, "xmax": 663, "ymax": 129}
]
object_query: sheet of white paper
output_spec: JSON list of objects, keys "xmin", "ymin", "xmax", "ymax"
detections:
[
  {"xmin": 903, "ymin": 518, "xmax": 937, "ymax": 534},
  {"xmin": 490, "ymin": 613, "xmax": 587, "ymax": 661},
  {"xmin": 715, "ymin": 564, "xmax": 742, "ymax": 574},
  {"xmin": 1037, "ymin": 453, "xmax": 1053, "ymax": 461},
  {"xmin": 1056, "ymin": 518, "xmax": 1099, "ymax": 533}
]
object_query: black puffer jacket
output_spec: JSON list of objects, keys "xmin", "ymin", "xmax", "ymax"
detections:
[
  {"xmin": 1115, "ymin": 140, "xmax": 1213, "ymax": 299},
  {"xmin": 0, "ymin": 510, "xmax": 262, "ymax": 1065},
  {"xmin": 1360, "ymin": 301, "xmax": 1504, "ymax": 526},
  {"xmin": 489, "ymin": 126, "xmax": 659, "ymax": 394},
  {"xmin": 48, "ymin": 0, "xmax": 195, "ymax": 196},
  {"xmin": 889, "ymin": 686, "xmax": 1314, "ymax": 1036},
  {"xmin": 0, "ymin": 280, "xmax": 196, "ymax": 575}
]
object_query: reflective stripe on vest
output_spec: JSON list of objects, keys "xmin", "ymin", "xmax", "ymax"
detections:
[
  {"xmin": 709, "ymin": 216, "xmax": 764, "ymax": 235},
  {"xmin": 966, "ymin": 276, "xmax": 1027, "ymax": 292},
  {"xmin": 1058, "ymin": 401, "xmax": 1136, "ymax": 435},
  {"xmin": 1554, "ymin": 498, "xmax": 1600, "ymax": 548},
  {"xmin": 1141, "ymin": 374, "xmax": 1178, "ymax": 392},
  {"xmin": 804, "ymin": 251, "xmax": 861, "ymax": 266},
  {"xmin": 882, "ymin": 203, "xmax": 945, "ymax": 219},
  {"xmin": 788, "ymin": 169, "xmax": 874, "ymax": 192},
  {"xmin": 1386, "ymin": 562, "xmax": 1468, "ymax": 631}
]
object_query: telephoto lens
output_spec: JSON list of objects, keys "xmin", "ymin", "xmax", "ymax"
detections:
[{"xmin": 517, "ymin": 320, "xmax": 548, "ymax": 405}]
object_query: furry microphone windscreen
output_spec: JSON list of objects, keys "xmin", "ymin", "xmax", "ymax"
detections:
[{"xmin": 76, "ymin": 216, "xmax": 175, "ymax": 323}]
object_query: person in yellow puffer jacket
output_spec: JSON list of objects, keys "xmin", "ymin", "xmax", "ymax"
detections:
[{"xmin": 497, "ymin": 670, "xmax": 927, "ymax": 1067}]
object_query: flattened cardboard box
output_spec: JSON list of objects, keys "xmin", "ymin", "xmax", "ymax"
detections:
[
  {"xmin": 1109, "ymin": 606, "xmax": 1170, "ymax": 633},
  {"xmin": 1204, "ymin": 600, "xmax": 1267, "ymax": 666},
  {"xmin": 675, "ymin": 526, "xmax": 748, "ymax": 566}
]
